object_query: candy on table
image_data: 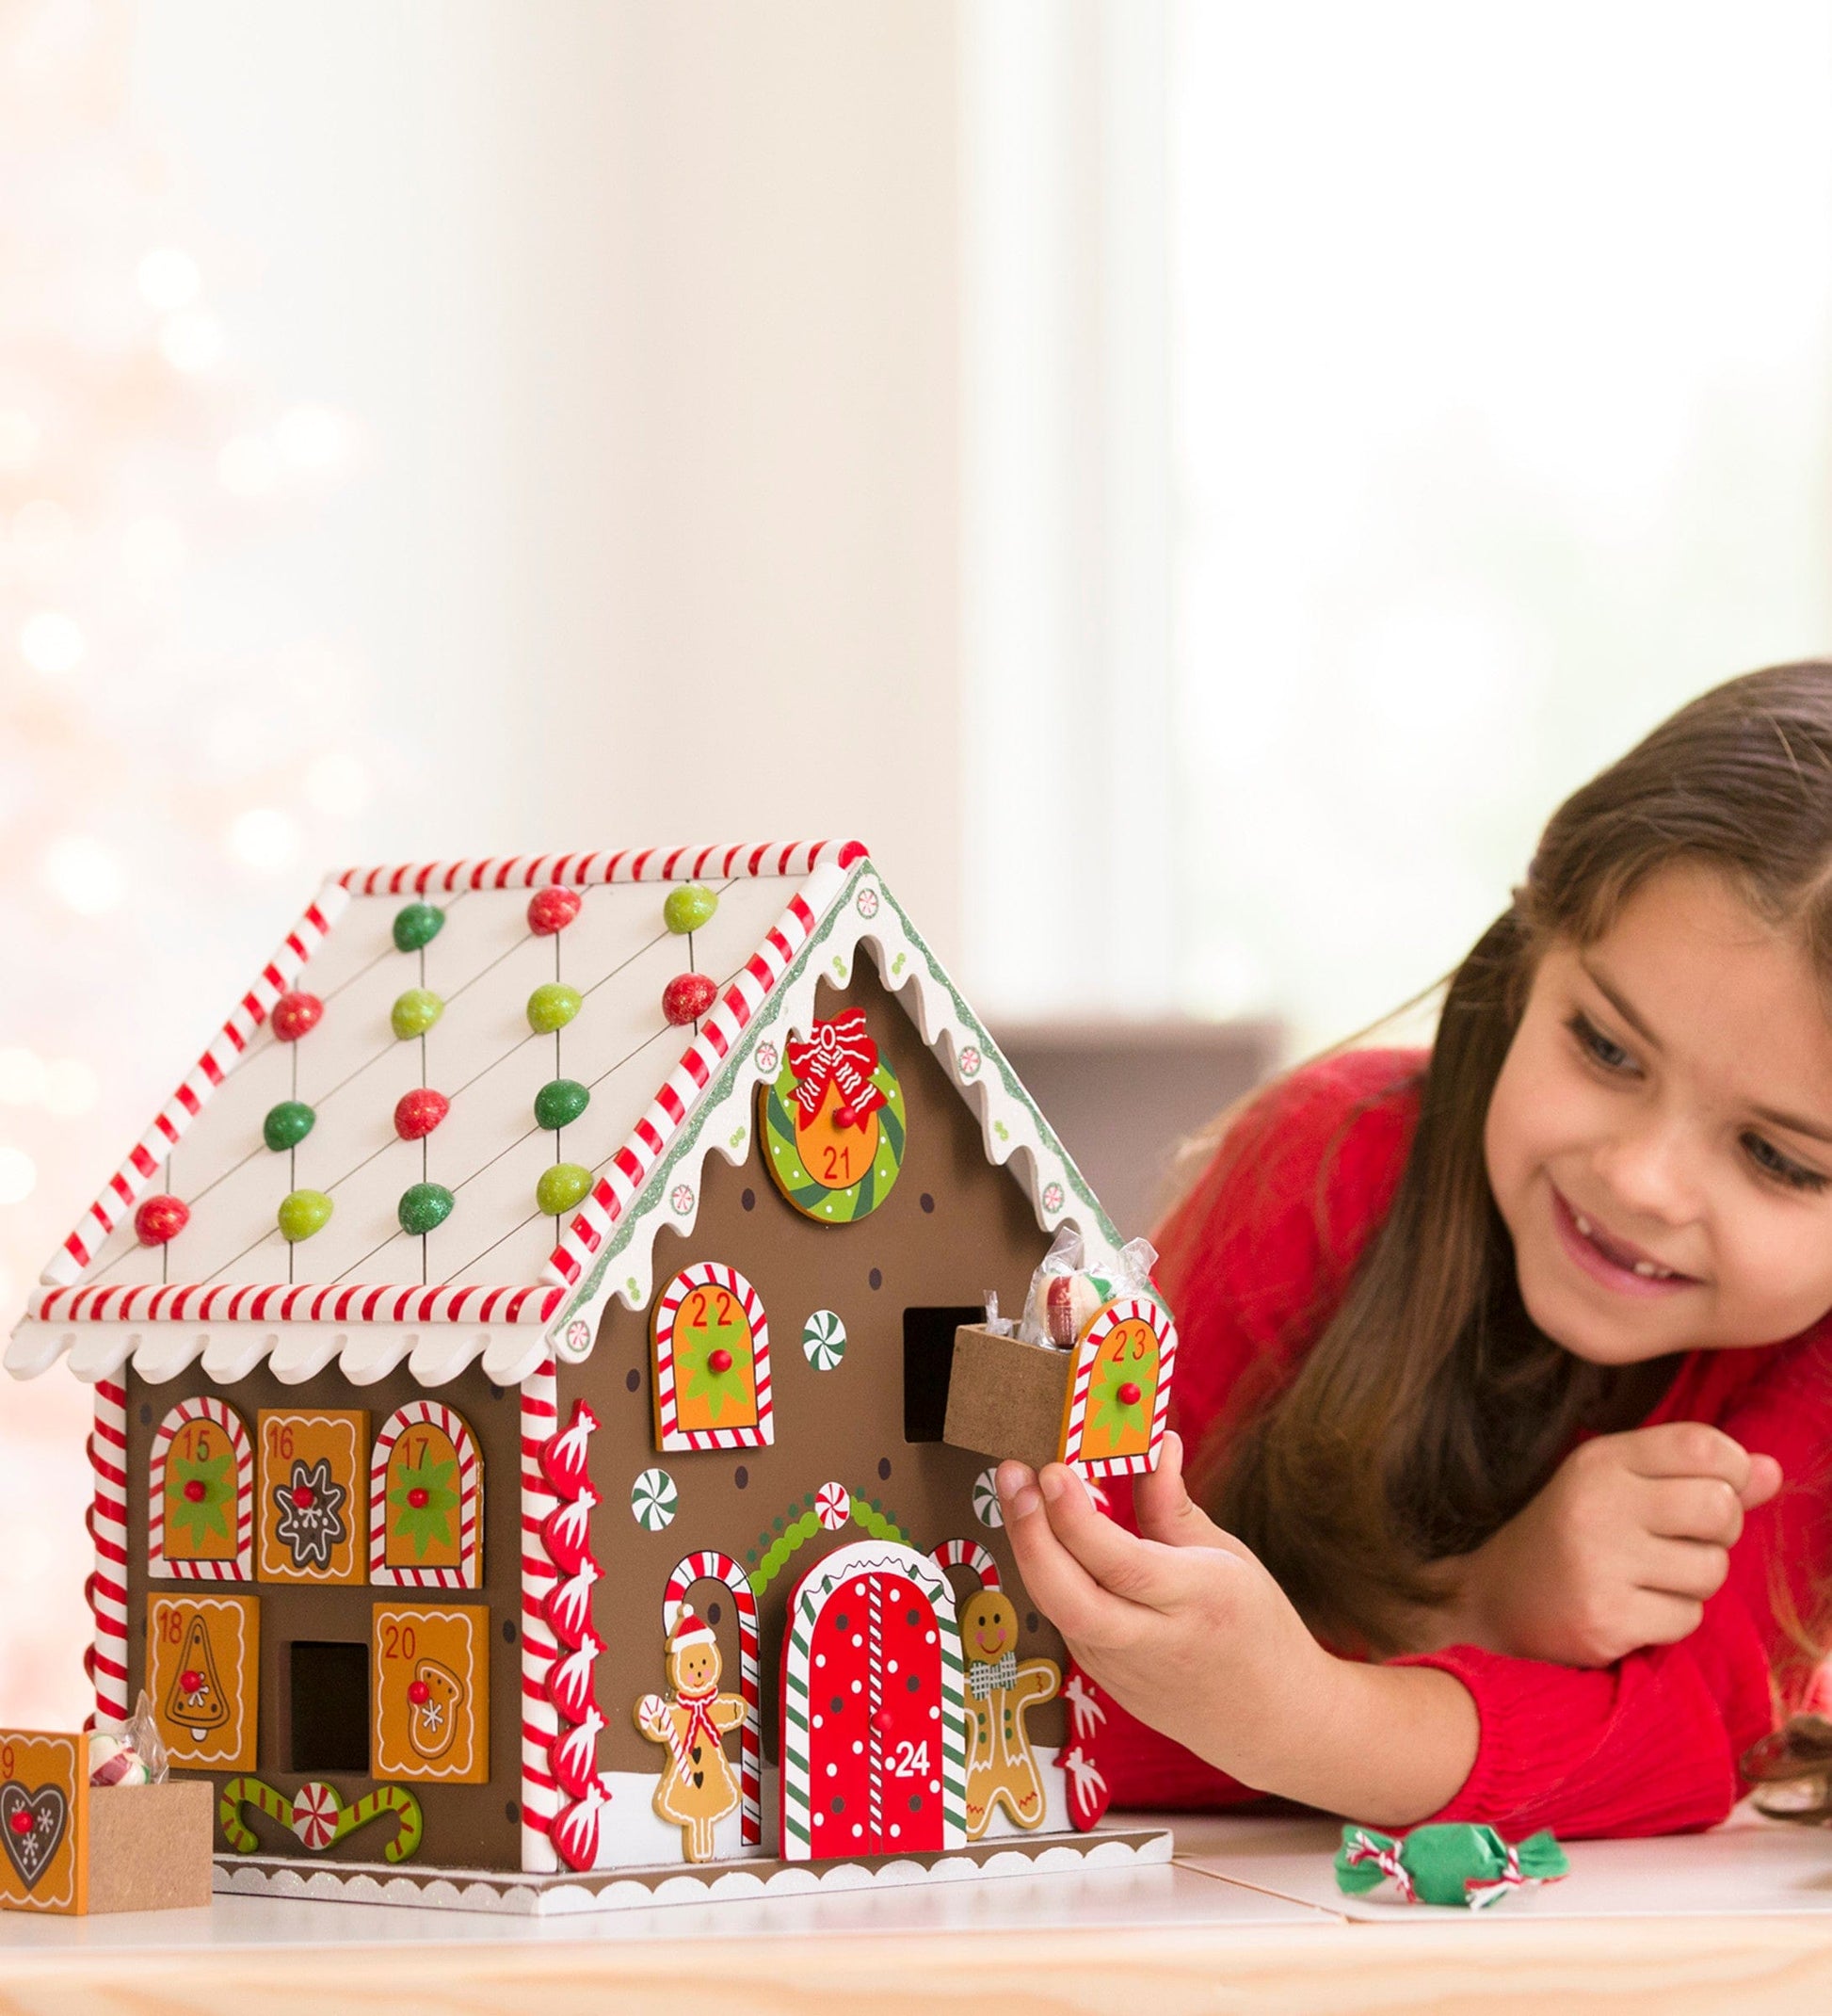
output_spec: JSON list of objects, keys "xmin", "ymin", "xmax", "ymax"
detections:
[
  {"xmin": 277, "ymin": 1189, "xmax": 332, "ymax": 1242},
  {"xmin": 397, "ymin": 1183, "xmax": 455, "ymax": 1236},
  {"xmin": 662, "ymin": 884, "xmax": 717, "ymax": 934},
  {"xmin": 390, "ymin": 988, "xmax": 443, "ymax": 1040},
  {"xmin": 1335, "ymin": 1822, "xmax": 1569, "ymax": 1909},
  {"xmin": 533, "ymin": 1078, "xmax": 590, "ymax": 1131},
  {"xmin": 527, "ymin": 885, "xmax": 581, "ymax": 936},
  {"xmin": 527, "ymin": 982, "xmax": 582, "ymax": 1033},
  {"xmin": 269, "ymin": 991, "xmax": 323, "ymax": 1042},
  {"xmin": 537, "ymin": 1163, "xmax": 593, "ymax": 1217},
  {"xmin": 133, "ymin": 1194, "xmax": 188, "ymax": 1247},
  {"xmin": 394, "ymin": 1087, "xmax": 449, "ymax": 1140},
  {"xmin": 262, "ymin": 1100, "xmax": 315, "ymax": 1152},
  {"xmin": 662, "ymin": 972, "xmax": 716, "ymax": 1025},
  {"xmin": 392, "ymin": 901, "xmax": 444, "ymax": 952}
]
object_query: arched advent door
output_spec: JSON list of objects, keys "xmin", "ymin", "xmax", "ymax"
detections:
[{"xmin": 778, "ymin": 1540, "xmax": 968, "ymax": 1861}]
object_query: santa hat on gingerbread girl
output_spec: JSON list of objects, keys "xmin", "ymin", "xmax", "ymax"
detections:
[{"xmin": 667, "ymin": 1609, "xmax": 718, "ymax": 1666}]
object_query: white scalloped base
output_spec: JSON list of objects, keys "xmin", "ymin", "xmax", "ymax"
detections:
[{"xmin": 213, "ymin": 1827, "xmax": 1172, "ymax": 1916}]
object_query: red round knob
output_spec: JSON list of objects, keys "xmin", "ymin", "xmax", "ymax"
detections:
[
  {"xmin": 135, "ymin": 1193, "xmax": 190, "ymax": 1248},
  {"xmin": 183, "ymin": 1478, "xmax": 206, "ymax": 1503},
  {"xmin": 408, "ymin": 1487, "xmax": 429, "ymax": 1508},
  {"xmin": 872, "ymin": 1709, "xmax": 894, "ymax": 1735},
  {"xmin": 394, "ymin": 1087, "xmax": 450, "ymax": 1141},
  {"xmin": 180, "ymin": 1669, "xmax": 202, "ymax": 1694},
  {"xmin": 527, "ymin": 886, "xmax": 582, "ymax": 936},
  {"xmin": 662, "ymin": 972, "xmax": 717, "ymax": 1026},
  {"xmin": 834, "ymin": 1105, "xmax": 857, "ymax": 1129},
  {"xmin": 408, "ymin": 1679, "xmax": 431, "ymax": 1706},
  {"xmin": 291, "ymin": 1483, "xmax": 315, "ymax": 1509},
  {"xmin": 8, "ymin": 1809, "xmax": 30, "ymax": 1835},
  {"xmin": 1117, "ymin": 1381, "xmax": 1142, "ymax": 1406},
  {"xmin": 708, "ymin": 1348, "xmax": 733, "ymax": 1374},
  {"xmin": 271, "ymin": 991, "xmax": 324, "ymax": 1042}
]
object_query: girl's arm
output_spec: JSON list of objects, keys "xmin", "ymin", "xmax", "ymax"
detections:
[{"xmin": 999, "ymin": 1436, "xmax": 1480, "ymax": 1828}]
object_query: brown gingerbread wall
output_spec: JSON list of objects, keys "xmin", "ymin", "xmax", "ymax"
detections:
[
  {"xmin": 574, "ymin": 966, "xmax": 1070, "ymax": 1796},
  {"xmin": 121, "ymin": 1362, "xmax": 522, "ymax": 1871}
]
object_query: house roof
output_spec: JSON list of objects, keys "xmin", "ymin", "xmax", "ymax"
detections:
[{"xmin": 6, "ymin": 843, "xmax": 1120, "ymax": 1392}]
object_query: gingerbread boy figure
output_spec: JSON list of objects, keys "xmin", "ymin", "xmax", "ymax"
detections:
[
  {"xmin": 634, "ymin": 1609, "xmax": 748, "ymax": 1863},
  {"xmin": 957, "ymin": 1586, "xmax": 1060, "ymax": 1838}
]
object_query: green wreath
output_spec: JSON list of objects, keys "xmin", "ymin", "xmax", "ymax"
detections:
[{"xmin": 763, "ymin": 1056, "xmax": 906, "ymax": 1223}]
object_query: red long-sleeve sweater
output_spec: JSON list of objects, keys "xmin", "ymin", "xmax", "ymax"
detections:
[{"xmin": 1090, "ymin": 1046, "xmax": 1832, "ymax": 1839}]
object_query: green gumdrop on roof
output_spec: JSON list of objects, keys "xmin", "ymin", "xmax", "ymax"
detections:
[
  {"xmin": 278, "ymin": 1189, "xmax": 333, "ymax": 1242},
  {"xmin": 537, "ymin": 1162, "xmax": 593, "ymax": 1218},
  {"xmin": 391, "ymin": 988, "xmax": 444, "ymax": 1040},
  {"xmin": 533, "ymin": 1078, "xmax": 590, "ymax": 1131},
  {"xmin": 527, "ymin": 982, "xmax": 582, "ymax": 1033},
  {"xmin": 663, "ymin": 884, "xmax": 718, "ymax": 934},
  {"xmin": 393, "ymin": 901, "xmax": 445, "ymax": 953},
  {"xmin": 397, "ymin": 1182, "xmax": 456, "ymax": 1236},
  {"xmin": 263, "ymin": 1101, "xmax": 315, "ymax": 1153}
]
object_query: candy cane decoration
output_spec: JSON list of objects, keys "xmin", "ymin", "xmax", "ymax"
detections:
[
  {"xmin": 928, "ymin": 1538, "xmax": 1000, "ymax": 1589},
  {"xmin": 87, "ymin": 1379, "xmax": 130, "ymax": 1727},
  {"xmin": 662, "ymin": 1550, "xmax": 761, "ymax": 1846},
  {"xmin": 218, "ymin": 1776, "xmax": 423, "ymax": 1863},
  {"xmin": 520, "ymin": 1359, "xmax": 562, "ymax": 1873},
  {"xmin": 534, "ymin": 1394, "xmax": 603, "ymax": 1874}
]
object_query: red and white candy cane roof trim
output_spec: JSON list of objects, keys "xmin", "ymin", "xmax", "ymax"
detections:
[
  {"xmin": 43, "ymin": 889, "xmax": 349, "ymax": 1286},
  {"xmin": 335, "ymin": 840, "xmax": 864, "ymax": 897}
]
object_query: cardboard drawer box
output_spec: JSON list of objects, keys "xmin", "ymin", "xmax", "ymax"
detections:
[
  {"xmin": 1, "ymin": 1730, "xmax": 215, "ymax": 1916},
  {"xmin": 943, "ymin": 1323, "xmax": 1071, "ymax": 1471}
]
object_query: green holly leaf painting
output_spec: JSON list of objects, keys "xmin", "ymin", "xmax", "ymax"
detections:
[
  {"xmin": 682, "ymin": 1315, "xmax": 753, "ymax": 1424},
  {"xmin": 167, "ymin": 1445, "xmax": 233, "ymax": 1550},
  {"xmin": 387, "ymin": 1455, "xmax": 458, "ymax": 1558}
]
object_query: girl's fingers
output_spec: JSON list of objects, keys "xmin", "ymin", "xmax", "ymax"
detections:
[
  {"xmin": 1744, "ymin": 1453, "xmax": 1784, "ymax": 1509},
  {"xmin": 1134, "ymin": 1433, "xmax": 1258, "ymax": 1561},
  {"xmin": 996, "ymin": 1463, "xmax": 1143, "ymax": 1647},
  {"xmin": 1035, "ymin": 1462, "xmax": 1211, "ymax": 1611},
  {"xmin": 1621, "ymin": 1422, "xmax": 1755, "ymax": 1495},
  {"xmin": 1638, "ymin": 1535, "xmax": 1731, "ymax": 1604},
  {"xmin": 1641, "ymin": 1474, "xmax": 1744, "ymax": 1547},
  {"xmin": 1624, "ymin": 1589, "xmax": 1707, "ymax": 1650}
]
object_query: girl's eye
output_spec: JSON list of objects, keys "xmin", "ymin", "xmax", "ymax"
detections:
[
  {"xmin": 1742, "ymin": 1132, "xmax": 1830, "ymax": 1194},
  {"xmin": 1566, "ymin": 1010, "xmax": 1634, "ymax": 1074}
]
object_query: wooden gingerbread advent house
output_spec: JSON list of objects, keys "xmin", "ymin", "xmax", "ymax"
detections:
[{"xmin": 5, "ymin": 842, "xmax": 1177, "ymax": 1911}]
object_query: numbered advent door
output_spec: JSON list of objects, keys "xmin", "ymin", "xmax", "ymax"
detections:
[{"xmin": 781, "ymin": 1548, "xmax": 961, "ymax": 1860}]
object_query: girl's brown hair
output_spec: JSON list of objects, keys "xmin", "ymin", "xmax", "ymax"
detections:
[{"xmin": 1196, "ymin": 661, "xmax": 1832, "ymax": 1658}]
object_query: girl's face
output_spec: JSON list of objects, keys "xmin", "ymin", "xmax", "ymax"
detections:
[{"xmin": 1485, "ymin": 863, "xmax": 1832, "ymax": 1365}]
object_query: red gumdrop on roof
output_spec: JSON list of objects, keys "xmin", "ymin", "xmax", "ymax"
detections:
[
  {"xmin": 394, "ymin": 1087, "xmax": 450, "ymax": 1141},
  {"xmin": 527, "ymin": 886, "xmax": 582, "ymax": 936},
  {"xmin": 663, "ymin": 972, "xmax": 716, "ymax": 1026},
  {"xmin": 271, "ymin": 992, "xmax": 324, "ymax": 1042},
  {"xmin": 134, "ymin": 1193, "xmax": 189, "ymax": 1248}
]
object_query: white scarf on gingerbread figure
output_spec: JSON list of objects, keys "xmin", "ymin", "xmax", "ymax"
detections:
[
  {"xmin": 634, "ymin": 1609, "xmax": 749, "ymax": 1863},
  {"xmin": 957, "ymin": 1588, "xmax": 1059, "ymax": 1839}
]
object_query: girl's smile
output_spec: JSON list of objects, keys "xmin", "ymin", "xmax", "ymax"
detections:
[{"xmin": 1486, "ymin": 863, "xmax": 1832, "ymax": 1365}]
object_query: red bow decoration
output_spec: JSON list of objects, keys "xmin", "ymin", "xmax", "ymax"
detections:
[{"xmin": 787, "ymin": 1011, "xmax": 885, "ymax": 1133}]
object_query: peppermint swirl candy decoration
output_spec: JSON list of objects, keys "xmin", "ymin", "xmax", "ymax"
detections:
[
  {"xmin": 630, "ymin": 1467, "xmax": 678, "ymax": 1531},
  {"xmin": 801, "ymin": 1309, "xmax": 847, "ymax": 1371},
  {"xmin": 291, "ymin": 1782, "xmax": 341, "ymax": 1850},
  {"xmin": 814, "ymin": 1481, "xmax": 851, "ymax": 1530},
  {"xmin": 972, "ymin": 1467, "xmax": 1004, "ymax": 1528}
]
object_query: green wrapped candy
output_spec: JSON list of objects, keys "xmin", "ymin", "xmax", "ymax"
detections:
[{"xmin": 1335, "ymin": 1822, "xmax": 1568, "ymax": 1910}]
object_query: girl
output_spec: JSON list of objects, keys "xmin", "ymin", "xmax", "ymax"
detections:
[{"xmin": 999, "ymin": 662, "xmax": 1832, "ymax": 1838}]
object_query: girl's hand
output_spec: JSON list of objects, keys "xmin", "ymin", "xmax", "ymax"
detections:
[
  {"xmin": 995, "ymin": 1431, "xmax": 1479, "ymax": 1826},
  {"xmin": 996, "ymin": 1432, "xmax": 1331, "ymax": 1787},
  {"xmin": 1427, "ymin": 1424, "xmax": 1783, "ymax": 1669}
]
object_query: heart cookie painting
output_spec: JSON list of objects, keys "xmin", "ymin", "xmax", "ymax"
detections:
[{"xmin": 0, "ymin": 1781, "xmax": 68, "ymax": 1891}]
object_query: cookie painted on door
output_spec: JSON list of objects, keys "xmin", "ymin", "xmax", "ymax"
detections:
[
  {"xmin": 0, "ymin": 1732, "xmax": 86, "ymax": 1915},
  {"xmin": 257, "ymin": 1410, "xmax": 368, "ymax": 1584}
]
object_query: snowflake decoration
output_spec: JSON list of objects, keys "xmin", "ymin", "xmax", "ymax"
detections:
[
  {"xmin": 669, "ymin": 1183, "xmax": 695, "ymax": 1218},
  {"xmin": 272, "ymin": 1458, "xmax": 347, "ymax": 1570}
]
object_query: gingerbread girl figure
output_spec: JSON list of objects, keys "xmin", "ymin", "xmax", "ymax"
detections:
[
  {"xmin": 957, "ymin": 1586, "xmax": 1060, "ymax": 1838},
  {"xmin": 634, "ymin": 1610, "xmax": 748, "ymax": 1863}
]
